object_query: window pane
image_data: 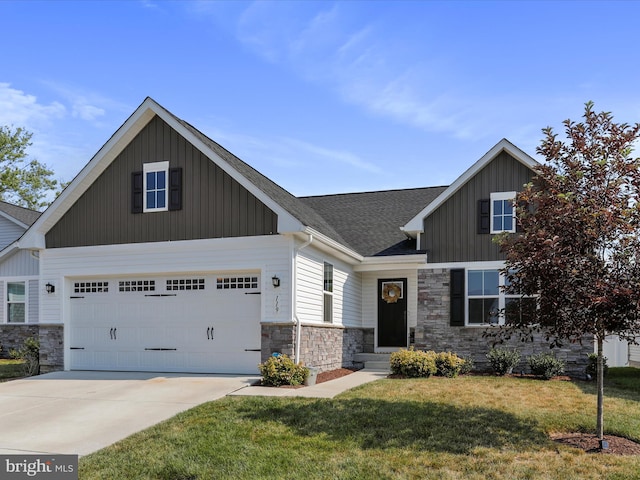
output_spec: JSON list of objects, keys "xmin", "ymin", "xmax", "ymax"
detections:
[
  {"xmin": 483, "ymin": 270, "xmax": 499, "ymax": 295},
  {"xmin": 468, "ymin": 299, "xmax": 485, "ymax": 324},
  {"xmin": 503, "ymin": 215, "xmax": 513, "ymax": 231},
  {"xmin": 8, "ymin": 303, "xmax": 25, "ymax": 323},
  {"xmin": 493, "ymin": 200, "xmax": 503, "ymax": 215},
  {"xmin": 323, "ymin": 293, "xmax": 333, "ymax": 323},
  {"xmin": 157, "ymin": 192, "xmax": 166, "ymax": 208},
  {"xmin": 146, "ymin": 172, "xmax": 156, "ymax": 190},
  {"xmin": 324, "ymin": 262, "xmax": 333, "ymax": 292},
  {"xmin": 7, "ymin": 282, "xmax": 25, "ymax": 302},
  {"xmin": 157, "ymin": 171, "xmax": 166, "ymax": 189},
  {"xmin": 503, "ymin": 201, "xmax": 513, "ymax": 215},
  {"xmin": 147, "ymin": 191, "xmax": 156, "ymax": 209},
  {"xmin": 468, "ymin": 271, "xmax": 483, "ymax": 295},
  {"xmin": 493, "ymin": 216, "xmax": 502, "ymax": 232}
]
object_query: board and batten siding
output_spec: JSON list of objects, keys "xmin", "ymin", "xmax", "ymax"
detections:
[
  {"xmin": 361, "ymin": 270, "xmax": 418, "ymax": 330},
  {"xmin": 421, "ymin": 151, "xmax": 535, "ymax": 263},
  {"xmin": 39, "ymin": 235, "xmax": 292, "ymax": 326},
  {"xmin": 0, "ymin": 216, "xmax": 25, "ymax": 251},
  {"xmin": 295, "ymin": 245, "xmax": 362, "ymax": 327},
  {"xmin": 45, "ymin": 115, "xmax": 278, "ymax": 248},
  {"xmin": 0, "ymin": 249, "xmax": 39, "ymax": 277}
]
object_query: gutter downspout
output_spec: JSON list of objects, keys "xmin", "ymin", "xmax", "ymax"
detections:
[{"xmin": 294, "ymin": 233, "xmax": 313, "ymax": 363}]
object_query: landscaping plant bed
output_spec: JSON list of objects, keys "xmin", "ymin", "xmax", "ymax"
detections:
[
  {"xmin": 552, "ymin": 433, "xmax": 640, "ymax": 456},
  {"xmin": 258, "ymin": 367, "xmax": 359, "ymax": 388}
]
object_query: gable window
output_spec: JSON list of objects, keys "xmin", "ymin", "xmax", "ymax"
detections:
[
  {"xmin": 143, "ymin": 161, "xmax": 169, "ymax": 212},
  {"xmin": 7, "ymin": 282, "xmax": 26, "ymax": 323},
  {"xmin": 323, "ymin": 262, "xmax": 333, "ymax": 323},
  {"xmin": 490, "ymin": 192, "xmax": 516, "ymax": 233}
]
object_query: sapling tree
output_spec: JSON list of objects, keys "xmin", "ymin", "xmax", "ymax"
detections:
[{"xmin": 495, "ymin": 102, "xmax": 640, "ymax": 441}]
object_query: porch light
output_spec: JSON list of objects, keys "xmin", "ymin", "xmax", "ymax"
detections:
[
  {"xmin": 272, "ymin": 275, "xmax": 280, "ymax": 288},
  {"xmin": 45, "ymin": 282, "xmax": 55, "ymax": 294}
]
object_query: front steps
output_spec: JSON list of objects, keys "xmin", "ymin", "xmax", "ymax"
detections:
[{"xmin": 354, "ymin": 353, "xmax": 391, "ymax": 371}]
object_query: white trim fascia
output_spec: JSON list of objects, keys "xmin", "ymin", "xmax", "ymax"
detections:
[
  {"xmin": 296, "ymin": 228, "xmax": 363, "ymax": 265},
  {"xmin": 354, "ymin": 254, "xmax": 428, "ymax": 272},
  {"xmin": 402, "ymin": 139, "xmax": 539, "ymax": 235},
  {"xmin": 421, "ymin": 260, "xmax": 506, "ymax": 270},
  {"xmin": 0, "ymin": 242, "xmax": 18, "ymax": 261},
  {"xmin": 0, "ymin": 210, "xmax": 29, "ymax": 230},
  {"xmin": 19, "ymin": 97, "xmax": 304, "ymax": 250}
]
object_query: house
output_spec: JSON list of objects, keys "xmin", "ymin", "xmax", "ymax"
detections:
[{"xmin": 8, "ymin": 98, "xmax": 597, "ymax": 375}]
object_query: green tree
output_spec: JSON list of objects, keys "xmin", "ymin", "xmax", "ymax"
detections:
[
  {"xmin": 496, "ymin": 102, "xmax": 640, "ymax": 442},
  {"xmin": 0, "ymin": 126, "xmax": 59, "ymax": 210}
]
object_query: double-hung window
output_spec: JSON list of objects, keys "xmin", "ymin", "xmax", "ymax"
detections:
[
  {"xmin": 466, "ymin": 269, "xmax": 535, "ymax": 325},
  {"xmin": 323, "ymin": 262, "xmax": 333, "ymax": 323},
  {"xmin": 7, "ymin": 282, "xmax": 26, "ymax": 323},
  {"xmin": 490, "ymin": 191, "xmax": 516, "ymax": 233},
  {"xmin": 143, "ymin": 161, "xmax": 169, "ymax": 212}
]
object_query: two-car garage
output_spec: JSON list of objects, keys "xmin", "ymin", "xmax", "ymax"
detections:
[{"xmin": 69, "ymin": 273, "xmax": 262, "ymax": 374}]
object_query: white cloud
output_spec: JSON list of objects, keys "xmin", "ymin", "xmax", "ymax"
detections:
[{"xmin": 0, "ymin": 83, "xmax": 66, "ymax": 127}]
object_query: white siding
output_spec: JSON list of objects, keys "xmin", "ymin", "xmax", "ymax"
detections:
[
  {"xmin": 28, "ymin": 279, "xmax": 39, "ymax": 324},
  {"xmin": 0, "ymin": 217, "xmax": 24, "ymax": 251},
  {"xmin": 40, "ymin": 236, "xmax": 293, "ymax": 327},
  {"xmin": 0, "ymin": 249, "xmax": 39, "ymax": 276},
  {"xmin": 630, "ymin": 343, "xmax": 640, "ymax": 364},
  {"xmin": 0, "ymin": 281, "xmax": 4, "ymax": 323},
  {"xmin": 295, "ymin": 244, "xmax": 362, "ymax": 327}
]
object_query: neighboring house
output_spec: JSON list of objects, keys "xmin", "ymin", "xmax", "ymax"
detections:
[
  {"xmin": 0, "ymin": 202, "xmax": 49, "ymax": 364},
  {"xmin": 10, "ymin": 98, "xmax": 599, "ymax": 375}
]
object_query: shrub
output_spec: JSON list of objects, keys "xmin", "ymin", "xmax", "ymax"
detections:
[
  {"xmin": 258, "ymin": 354, "xmax": 309, "ymax": 387},
  {"xmin": 434, "ymin": 351, "xmax": 466, "ymax": 378},
  {"xmin": 585, "ymin": 353, "xmax": 609, "ymax": 379},
  {"xmin": 528, "ymin": 352, "xmax": 565, "ymax": 380},
  {"xmin": 9, "ymin": 337, "xmax": 40, "ymax": 377},
  {"xmin": 390, "ymin": 348, "xmax": 437, "ymax": 378},
  {"xmin": 459, "ymin": 355, "xmax": 475, "ymax": 375},
  {"xmin": 486, "ymin": 348, "xmax": 521, "ymax": 376}
]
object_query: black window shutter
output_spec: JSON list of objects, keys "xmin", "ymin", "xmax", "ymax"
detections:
[
  {"xmin": 478, "ymin": 199, "xmax": 490, "ymax": 234},
  {"xmin": 168, "ymin": 167, "xmax": 182, "ymax": 211},
  {"xmin": 450, "ymin": 268, "xmax": 465, "ymax": 327},
  {"xmin": 131, "ymin": 171, "xmax": 143, "ymax": 214}
]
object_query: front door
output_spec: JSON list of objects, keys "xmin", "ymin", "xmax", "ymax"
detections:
[{"xmin": 377, "ymin": 278, "xmax": 407, "ymax": 348}]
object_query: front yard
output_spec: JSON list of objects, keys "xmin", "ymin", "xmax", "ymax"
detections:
[{"xmin": 80, "ymin": 369, "xmax": 640, "ymax": 479}]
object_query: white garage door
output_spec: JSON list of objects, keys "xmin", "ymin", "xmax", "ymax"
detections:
[{"xmin": 69, "ymin": 274, "xmax": 262, "ymax": 374}]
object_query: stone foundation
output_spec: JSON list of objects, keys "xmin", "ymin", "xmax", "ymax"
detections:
[
  {"xmin": 416, "ymin": 268, "xmax": 592, "ymax": 377},
  {"xmin": 0, "ymin": 324, "xmax": 64, "ymax": 373},
  {"xmin": 261, "ymin": 323, "xmax": 373, "ymax": 373}
]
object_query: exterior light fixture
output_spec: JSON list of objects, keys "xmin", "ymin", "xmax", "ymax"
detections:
[
  {"xmin": 45, "ymin": 282, "xmax": 55, "ymax": 294},
  {"xmin": 272, "ymin": 275, "xmax": 280, "ymax": 288}
]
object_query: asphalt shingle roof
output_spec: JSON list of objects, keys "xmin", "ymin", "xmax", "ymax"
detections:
[{"xmin": 0, "ymin": 201, "xmax": 41, "ymax": 227}]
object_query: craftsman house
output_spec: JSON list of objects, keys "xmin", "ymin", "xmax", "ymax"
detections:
[{"xmin": 3, "ymin": 98, "xmax": 606, "ymax": 375}]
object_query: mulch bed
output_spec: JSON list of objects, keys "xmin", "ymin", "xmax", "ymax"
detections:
[
  {"xmin": 552, "ymin": 433, "xmax": 640, "ymax": 456},
  {"xmin": 257, "ymin": 367, "xmax": 359, "ymax": 388}
]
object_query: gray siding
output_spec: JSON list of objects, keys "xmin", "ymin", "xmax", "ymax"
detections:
[
  {"xmin": 46, "ymin": 115, "xmax": 278, "ymax": 248},
  {"xmin": 0, "ymin": 249, "xmax": 39, "ymax": 276},
  {"xmin": 421, "ymin": 151, "xmax": 535, "ymax": 263},
  {"xmin": 28, "ymin": 279, "xmax": 39, "ymax": 324},
  {"xmin": 0, "ymin": 216, "xmax": 24, "ymax": 250}
]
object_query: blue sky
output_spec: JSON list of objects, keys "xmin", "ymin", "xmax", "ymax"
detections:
[{"xmin": 2, "ymin": 0, "xmax": 639, "ymax": 198}]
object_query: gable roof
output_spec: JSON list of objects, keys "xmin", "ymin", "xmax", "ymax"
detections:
[
  {"xmin": 402, "ymin": 138, "xmax": 539, "ymax": 235},
  {"xmin": 19, "ymin": 97, "xmax": 355, "ymax": 257},
  {"xmin": 300, "ymin": 186, "xmax": 447, "ymax": 256},
  {"xmin": 0, "ymin": 201, "xmax": 41, "ymax": 229}
]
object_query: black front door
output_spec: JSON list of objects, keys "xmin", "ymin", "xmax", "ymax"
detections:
[{"xmin": 377, "ymin": 278, "xmax": 407, "ymax": 347}]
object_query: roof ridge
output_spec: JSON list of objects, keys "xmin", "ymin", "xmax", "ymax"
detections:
[{"xmin": 299, "ymin": 185, "xmax": 449, "ymax": 200}]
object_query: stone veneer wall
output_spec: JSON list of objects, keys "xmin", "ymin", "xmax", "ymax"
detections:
[
  {"xmin": 261, "ymin": 323, "xmax": 373, "ymax": 373},
  {"xmin": 0, "ymin": 324, "xmax": 64, "ymax": 374},
  {"xmin": 416, "ymin": 268, "xmax": 592, "ymax": 377}
]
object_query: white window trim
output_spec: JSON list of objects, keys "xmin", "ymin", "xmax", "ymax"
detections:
[
  {"xmin": 143, "ymin": 161, "xmax": 169, "ymax": 213},
  {"xmin": 490, "ymin": 191, "xmax": 516, "ymax": 234},
  {"xmin": 323, "ymin": 262, "xmax": 333, "ymax": 324},
  {"xmin": 3, "ymin": 277, "xmax": 35, "ymax": 324}
]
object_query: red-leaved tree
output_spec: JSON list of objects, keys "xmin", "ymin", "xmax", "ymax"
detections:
[{"xmin": 496, "ymin": 102, "xmax": 640, "ymax": 441}]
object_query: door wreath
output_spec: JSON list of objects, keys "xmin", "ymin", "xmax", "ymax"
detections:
[{"xmin": 381, "ymin": 282, "xmax": 402, "ymax": 303}]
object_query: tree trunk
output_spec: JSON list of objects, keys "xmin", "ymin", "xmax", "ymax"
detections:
[{"xmin": 596, "ymin": 335, "xmax": 604, "ymax": 440}]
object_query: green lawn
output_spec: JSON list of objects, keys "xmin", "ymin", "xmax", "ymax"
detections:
[
  {"xmin": 79, "ymin": 369, "xmax": 640, "ymax": 480},
  {"xmin": 0, "ymin": 359, "xmax": 25, "ymax": 381}
]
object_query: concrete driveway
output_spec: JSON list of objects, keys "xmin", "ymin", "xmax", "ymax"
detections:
[{"xmin": 0, "ymin": 370, "xmax": 258, "ymax": 456}]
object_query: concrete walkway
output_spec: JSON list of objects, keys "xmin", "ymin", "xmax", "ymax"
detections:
[{"xmin": 229, "ymin": 368, "xmax": 389, "ymax": 398}]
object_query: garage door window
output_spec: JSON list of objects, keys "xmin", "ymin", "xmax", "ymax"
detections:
[
  {"xmin": 7, "ymin": 282, "xmax": 26, "ymax": 323},
  {"xmin": 74, "ymin": 281, "xmax": 109, "ymax": 293},
  {"xmin": 119, "ymin": 280, "xmax": 155, "ymax": 292},
  {"xmin": 216, "ymin": 277, "xmax": 258, "ymax": 290},
  {"xmin": 167, "ymin": 279, "xmax": 205, "ymax": 291}
]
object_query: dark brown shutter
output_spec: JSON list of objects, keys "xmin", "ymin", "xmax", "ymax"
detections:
[
  {"xmin": 478, "ymin": 199, "xmax": 490, "ymax": 234},
  {"xmin": 168, "ymin": 167, "xmax": 182, "ymax": 211},
  {"xmin": 450, "ymin": 268, "xmax": 465, "ymax": 326},
  {"xmin": 131, "ymin": 171, "xmax": 143, "ymax": 214}
]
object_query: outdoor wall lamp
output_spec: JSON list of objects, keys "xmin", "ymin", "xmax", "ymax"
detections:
[
  {"xmin": 271, "ymin": 275, "xmax": 280, "ymax": 288},
  {"xmin": 45, "ymin": 282, "xmax": 55, "ymax": 294}
]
